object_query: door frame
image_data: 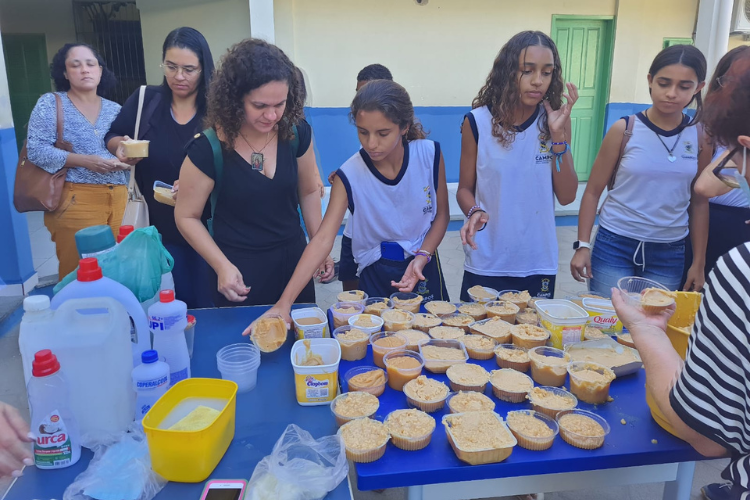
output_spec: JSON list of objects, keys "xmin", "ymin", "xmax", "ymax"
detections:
[{"xmin": 550, "ymin": 14, "xmax": 616, "ymax": 149}]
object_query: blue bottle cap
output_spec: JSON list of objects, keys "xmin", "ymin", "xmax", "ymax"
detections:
[
  {"xmin": 75, "ymin": 225, "xmax": 116, "ymax": 257},
  {"xmin": 141, "ymin": 350, "xmax": 159, "ymax": 364}
]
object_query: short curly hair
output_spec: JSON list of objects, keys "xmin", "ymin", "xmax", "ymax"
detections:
[
  {"xmin": 703, "ymin": 53, "xmax": 750, "ymax": 149},
  {"xmin": 50, "ymin": 43, "xmax": 116, "ymax": 97},
  {"xmin": 205, "ymin": 38, "xmax": 303, "ymax": 148}
]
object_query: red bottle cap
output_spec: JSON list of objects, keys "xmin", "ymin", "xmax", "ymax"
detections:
[
  {"xmin": 116, "ymin": 225, "xmax": 135, "ymax": 243},
  {"xmin": 77, "ymin": 257, "xmax": 102, "ymax": 282},
  {"xmin": 32, "ymin": 349, "xmax": 61, "ymax": 377},
  {"xmin": 160, "ymin": 290, "xmax": 175, "ymax": 303}
]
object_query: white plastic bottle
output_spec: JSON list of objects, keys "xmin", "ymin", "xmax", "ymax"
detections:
[
  {"xmin": 51, "ymin": 257, "xmax": 150, "ymax": 367},
  {"xmin": 149, "ymin": 290, "xmax": 190, "ymax": 386},
  {"xmin": 132, "ymin": 349, "xmax": 169, "ymax": 421},
  {"xmin": 28, "ymin": 349, "xmax": 81, "ymax": 469}
]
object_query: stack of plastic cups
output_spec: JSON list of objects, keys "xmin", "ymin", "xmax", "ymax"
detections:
[{"xmin": 216, "ymin": 343, "xmax": 261, "ymax": 393}]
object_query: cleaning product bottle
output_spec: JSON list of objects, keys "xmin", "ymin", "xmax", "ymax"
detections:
[
  {"xmin": 28, "ymin": 349, "xmax": 81, "ymax": 469},
  {"xmin": 132, "ymin": 349, "xmax": 169, "ymax": 421},
  {"xmin": 116, "ymin": 225, "xmax": 134, "ymax": 244},
  {"xmin": 75, "ymin": 225, "xmax": 116, "ymax": 259},
  {"xmin": 149, "ymin": 291, "xmax": 190, "ymax": 386},
  {"xmin": 51, "ymin": 258, "xmax": 150, "ymax": 367}
]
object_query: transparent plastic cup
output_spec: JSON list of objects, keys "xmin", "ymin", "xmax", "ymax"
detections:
[{"xmin": 216, "ymin": 343, "xmax": 261, "ymax": 393}]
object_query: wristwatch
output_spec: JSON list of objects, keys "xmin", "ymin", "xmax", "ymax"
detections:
[{"xmin": 573, "ymin": 241, "xmax": 591, "ymax": 250}]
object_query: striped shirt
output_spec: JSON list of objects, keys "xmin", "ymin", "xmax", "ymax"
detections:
[{"xmin": 670, "ymin": 242, "xmax": 750, "ymax": 498}]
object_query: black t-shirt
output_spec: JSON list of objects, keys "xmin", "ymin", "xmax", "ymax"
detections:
[
  {"xmin": 185, "ymin": 120, "xmax": 312, "ymax": 252},
  {"xmin": 105, "ymin": 86, "xmax": 210, "ymax": 246}
]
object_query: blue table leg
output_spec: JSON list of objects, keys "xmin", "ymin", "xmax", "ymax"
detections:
[
  {"xmin": 407, "ymin": 485, "xmax": 424, "ymax": 500},
  {"xmin": 662, "ymin": 461, "xmax": 696, "ymax": 500}
]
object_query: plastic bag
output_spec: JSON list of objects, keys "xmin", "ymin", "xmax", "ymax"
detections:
[
  {"xmin": 63, "ymin": 425, "xmax": 166, "ymax": 500},
  {"xmin": 55, "ymin": 226, "xmax": 174, "ymax": 302},
  {"xmin": 246, "ymin": 424, "xmax": 348, "ymax": 500}
]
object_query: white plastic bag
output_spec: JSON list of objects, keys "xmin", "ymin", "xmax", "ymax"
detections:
[
  {"xmin": 246, "ymin": 424, "xmax": 348, "ymax": 500},
  {"xmin": 63, "ymin": 425, "xmax": 166, "ymax": 500}
]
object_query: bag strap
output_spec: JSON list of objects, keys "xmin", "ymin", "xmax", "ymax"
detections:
[
  {"xmin": 204, "ymin": 127, "xmax": 224, "ymax": 237},
  {"xmin": 607, "ymin": 114, "xmax": 635, "ymax": 191},
  {"xmin": 53, "ymin": 93, "xmax": 73, "ymax": 152},
  {"xmin": 137, "ymin": 87, "xmax": 161, "ymax": 140},
  {"xmin": 134, "ymin": 85, "xmax": 146, "ymax": 141}
]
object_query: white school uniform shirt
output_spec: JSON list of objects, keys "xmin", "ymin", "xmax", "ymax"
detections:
[
  {"xmin": 599, "ymin": 113, "xmax": 699, "ymax": 243},
  {"xmin": 337, "ymin": 139, "xmax": 440, "ymax": 276},
  {"xmin": 710, "ymin": 146, "xmax": 749, "ymax": 208},
  {"xmin": 463, "ymin": 105, "xmax": 558, "ymax": 277}
]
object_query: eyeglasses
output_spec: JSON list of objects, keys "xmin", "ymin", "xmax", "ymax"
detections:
[
  {"xmin": 160, "ymin": 63, "xmax": 201, "ymax": 77},
  {"xmin": 712, "ymin": 145, "xmax": 746, "ymax": 189},
  {"xmin": 716, "ymin": 75, "xmax": 733, "ymax": 88}
]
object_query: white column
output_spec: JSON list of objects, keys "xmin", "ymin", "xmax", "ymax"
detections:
[
  {"xmin": 249, "ymin": 0, "xmax": 275, "ymax": 43},
  {"xmin": 695, "ymin": 0, "xmax": 734, "ymax": 78}
]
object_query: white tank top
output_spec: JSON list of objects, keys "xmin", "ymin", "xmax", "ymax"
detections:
[
  {"xmin": 338, "ymin": 139, "xmax": 439, "ymax": 275},
  {"xmin": 599, "ymin": 113, "xmax": 699, "ymax": 243},
  {"xmin": 710, "ymin": 147, "xmax": 749, "ymax": 208},
  {"xmin": 463, "ymin": 105, "xmax": 557, "ymax": 277}
]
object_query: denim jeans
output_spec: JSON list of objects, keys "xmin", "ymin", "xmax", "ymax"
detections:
[{"xmin": 590, "ymin": 226, "xmax": 686, "ymax": 297}]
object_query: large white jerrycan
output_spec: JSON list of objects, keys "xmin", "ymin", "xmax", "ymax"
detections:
[{"xmin": 19, "ymin": 296, "xmax": 134, "ymax": 446}]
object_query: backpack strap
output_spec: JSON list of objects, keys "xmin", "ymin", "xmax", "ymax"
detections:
[
  {"xmin": 203, "ymin": 127, "xmax": 224, "ymax": 237},
  {"xmin": 608, "ymin": 114, "xmax": 636, "ymax": 191}
]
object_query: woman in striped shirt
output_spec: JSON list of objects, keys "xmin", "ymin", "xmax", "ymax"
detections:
[{"xmin": 612, "ymin": 51, "xmax": 750, "ymax": 500}]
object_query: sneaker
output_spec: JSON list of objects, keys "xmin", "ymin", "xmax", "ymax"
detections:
[{"xmin": 702, "ymin": 482, "xmax": 736, "ymax": 500}]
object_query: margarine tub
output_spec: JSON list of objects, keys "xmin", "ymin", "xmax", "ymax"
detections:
[
  {"xmin": 534, "ymin": 300, "xmax": 589, "ymax": 349},
  {"xmin": 291, "ymin": 338, "xmax": 341, "ymax": 406},
  {"xmin": 291, "ymin": 307, "xmax": 329, "ymax": 340},
  {"xmin": 582, "ymin": 298, "xmax": 623, "ymax": 335}
]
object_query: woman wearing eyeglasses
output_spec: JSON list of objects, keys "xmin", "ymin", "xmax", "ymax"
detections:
[
  {"xmin": 106, "ymin": 27, "xmax": 215, "ymax": 308},
  {"xmin": 613, "ymin": 51, "xmax": 750, "ymax": 500}
]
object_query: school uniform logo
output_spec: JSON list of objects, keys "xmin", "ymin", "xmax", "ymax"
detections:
[
  {"xmin": 681, "ymin": 141, "xmax": 697, "ymax": 160},
  {"xmin": 536, "ymin": 134, "xmax": 554, "ymax": 164},
  {"xmin": 541, "ymin": 279, "xmax": 550, "ymax": 293},
  {"xmin": 422, "ymin": 186, "xmax": 434, "ymax": 215}
]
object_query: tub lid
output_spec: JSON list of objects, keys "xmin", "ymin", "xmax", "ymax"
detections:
[
  {"xmin": 582, "ymin": 298, "xmax": 616, "ymax": 313},
  {"xmin": 534, "ymin": 299, "xmax": 588, "ymax": 320}
]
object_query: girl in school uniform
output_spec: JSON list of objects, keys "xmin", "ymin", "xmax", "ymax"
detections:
[
  {"xmin": 250, "ymin": 79, "xmax": 450, "ymax": 328},
  {"xmin": 457, "ymin": 31, "xmax": 579, "ymax": 301},
  {"xmin": 570, "ymin": 45, "xmax": 709, "ymax": 295}
]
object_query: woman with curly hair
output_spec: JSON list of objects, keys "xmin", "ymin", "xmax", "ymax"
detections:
[
  {"xmin": 175, "ymin": 39, "xmax": 333, "ymax": 306},
  {"xmin": 457, "ymin": 31, "xmax": 579, "ymax": 301},
  {"xmin": 26, "ymin": 43, "xmax": 126, "ymax": 279}
]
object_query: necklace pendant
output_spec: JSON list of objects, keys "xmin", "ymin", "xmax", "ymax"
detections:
[
  {"xmin": 250, "ymin": 152, "xmax": 264, "ymax": 171},
  {"xmin": 668, "ymin": 154, "xmax": 677, "ymax": 163}
]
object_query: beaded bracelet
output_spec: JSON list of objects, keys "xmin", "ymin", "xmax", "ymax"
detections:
[
  {"xmin": 466, "ymin": 205, "xmax": 484, "ymax": 219},
  {"xmin": 415, "ymin": 250, "xmax": 432, "ymax": 263}
]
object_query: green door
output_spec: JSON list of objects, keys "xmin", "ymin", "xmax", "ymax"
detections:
[
  {"xmin": 2, "ymin": 34, "xmax": 50, "ymax": 152},
  {"xmin": 552, "ymin": 17, "xmax": 614, "ymax": 181}
]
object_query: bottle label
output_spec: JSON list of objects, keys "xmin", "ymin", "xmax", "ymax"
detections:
[
  {"xmin": 34, "ymin": 410, "xmax": 73, "ymax": 468},
  {"xmin": 136, "ymin": 375, "xmax": 168, "ymax": 390},
  {"xmin": 169, "ymin": 367, "xmax": 189, "ymax": 386},
  {"xmin": 149, "ymin": 314, "xmax": 184, "ymax": 332}
]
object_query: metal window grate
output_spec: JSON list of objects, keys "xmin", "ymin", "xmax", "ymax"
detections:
[{"xmin": 72, "ymin": 0, "xmax": 146, "ymax": 104}]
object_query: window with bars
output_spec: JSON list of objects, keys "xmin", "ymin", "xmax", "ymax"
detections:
[{"xmin": 72, "ymin": 0, "xmax": 146, "ymax": 104}]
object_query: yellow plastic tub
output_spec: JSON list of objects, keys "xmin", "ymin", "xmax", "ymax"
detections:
[
  {"xmin": 646, "ymin": 291, "xmax": 701, "ymax": 437},
  {"xmin": 142, "ymin": 378, "xmax": 237, "ymax": 482}
]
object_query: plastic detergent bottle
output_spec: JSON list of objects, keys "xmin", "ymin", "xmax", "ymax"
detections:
[
  {"xmin": 132, "ymin": 350, "xmax": 169, "ymax": 421},
  {"xmin": 28, "ymin": 349, "xmax": 81, "ymax": 469},
  {"xmin": 75, "ymin": 225, "xmax": 116, "ymax": 259},
  {"xmin": 149, "ymin": 291, "xmax": 190, "ymax": 386},
  {"xmin": 116, "ymin": 225, "xmax": 134, "ymax": 244},
  {"xmin": 51, "ymin": 257, "xmax": 150, "ymax": 367}
]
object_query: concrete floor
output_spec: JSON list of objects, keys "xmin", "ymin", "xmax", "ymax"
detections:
[{"xmin": 0, "ymin": 217, "xmax": 728, "ymax": 499}]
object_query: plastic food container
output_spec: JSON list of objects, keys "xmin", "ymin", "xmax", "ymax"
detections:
[
  {"xmin": 385, "ymin": 409, "xmax": 436, "ymax": 451},
  {"xmin": 457, "ymin": 302, "xmax": 487, "ymax": 321},
  {"xmin": 338, "ymin": 418, "xmax": 390, "ymax": 463},
  {"xmin": 440, "ymin": 313, "xmax": 475, "ymax": 332},
  {"xmin": 330, "ymin": 392, "xmax": 379, "ymax": 427},
  {"xmin": 250, "ymin": 314, "xmax": 288, "ymax": 353},
  {"xmin": 564, "ymin": 339, "xmax": 642, "ymax": 377},
  {"xmin": 617, "ymin": 276, "xmax": 672, "ymax": 309},
  {"xmin": 565, "ymin": 291, "xmax": 606, "ymax": 307},
  {"xmin": 332, "ymin": 325, "xmax": 370, "ymax": 361},
  {"xmin": 506, "ymin": 410, "xmax": 559, "ymax": 451},
  {"xmin": 413, "ymin": 313, "xmax": 443, "ymax": 333},
  {"xmin": 330, "ymin": 302, "xmax": 365, "ymax": 330},
  {"xmin": 470, "ymin": 318, "xmax": 513, "ymax": 343},
  {"xmin": 498, "ymin": 289, "xmax": 531, "ymax": 310},
  {"xmin": 528, "ymin": 346, "xmax": 571, "ymax": 387},
  {"xmin": 216, "ymin": 343, "xmax": 261, "ymax": 393},
  {"xmin": 446, "ymin": 363, "xmax": 490, "ymax": 392},
  {"xmin": 485, "ymin": 301, "xmax": 520, "ymax": 323},
  {"xmin": 615, "ymin": 331, "xmax": 636, "ymax": 348},
  {"xmin": 370, "ymin": 331, "xmax": 408, "ymax": 368},
  {"xmin": 291, "ymin": 307, "xmax": 330, "ymax": 340},
  {"xmin": 528, "ymin": 386, "xmax": 578, "ymax": 419},
  {"xmin": 337, "ymin": 290, "xmax": 368, "ymax": 305},
  {"xmin": 185, "ymin": 314, "xmax": 196, "ymax": 358},
  {"xmin": 397, "ymin": 329, "xmax": 431, "ymax": 351},
  {"xmin": 442, "ymin": 412, "xmax": 517, "ymax": 465},
  {"xmin": 384, "ymin": 349, "xmax": 424, "ymax": 391},
  {"xmin": 153, "ymin": 181, "xmax": 176, "ymax": 207},
  {"xmin": 418, "ymin": 339, "xmax": 469, "ymax": 374},
  {"xmin": 344, "ymin": 366, "xmax": 387, "ymax": 397},
  {"xmin": 348, "ymin": 313, "xmax": 384, "ymax": 334},
  {"xmin": 427, "ymin": 325, "xmax": 465, "ymax": 340},
  {"xmin": 534, "ymin": 299, "xmax": 589, "ymax": 349},
  {"xmin": 556, "ymin": 409, "xmax": 610, "ymax": 450},
  {"xmin": 460, "ymin": 334, "xmax": 497, "ymax": 360},
  {"xmin": 510, "ymin": 324, "xmax": 551, "ymax": 350},
  {"xmin": 494, "ymin": 344, "xmax": 530, "ymax": 371},
  {"xmin": 390, "ymin": 292, "xmax": 423, "ymax": 313},
  {"xmin": 489, "ymin": 369, "xmax": 534, "ymax": 402},
  {"xmin": 582, "ymin": 298, "xmax": 623, "ymax": 335},
  {"xmin": 142, "ymin": 378, "xmax": 237, "ymax": 482},
  {"xmin": 290, "ymin": 338, "xmax": 341, "ymax": 406},
  {"xmin": 403, "ymin": 377, "xmax": 450, "ymax": 413},
  {"xmin": 363, "ymin": 297, "xmax": 394, "ymax": 316},
  {"xmin": 122, "ymin": 139, "xmax": 150, "ymax": 158},
  {"xmin": 467, "ymin": 286, "xmax": 499, "ymax": 304},
  {"xmin": 446, "ymin": 391, "xmax": 496, "ymax": 414},
  {"xmin": 567, "ymin": 361, "xmax": 616, "ymax": 404},
  {"xmin": 424, "ymin": 300, "xmax": 457, "ymax": 317},
  {"xmin": 381, "ymin": 308, "xmax": 415, "ymax": 332},
  {"xmin": 515, "ymin": 308, "xmax": 539, "ymax": 326}
]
